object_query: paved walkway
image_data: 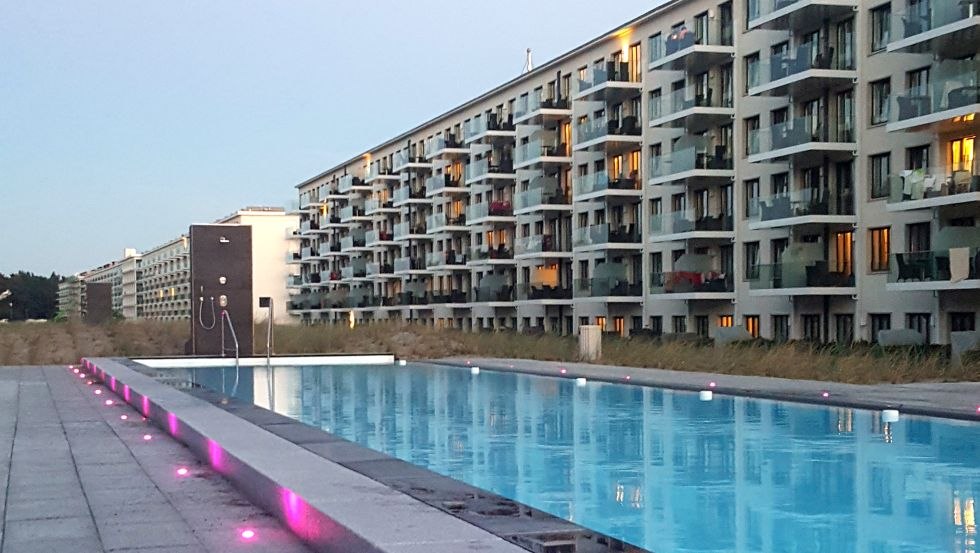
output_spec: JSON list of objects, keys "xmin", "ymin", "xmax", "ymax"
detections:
[
  {"xmin": 0, "ymin": 366, "xmax": 314, "ymax": 553},
  {"xmin": 439, "ymin": 357, "xmax": 980, "ymax": 420}
]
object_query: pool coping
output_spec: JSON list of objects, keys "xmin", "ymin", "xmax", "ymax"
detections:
[
  {"xmin": 432, "ymin": 356, "xmax": 980, "ymax": 422},
  {"xmin": 81, "ymin": 357, "xmax": 649, "ymax": 553}
]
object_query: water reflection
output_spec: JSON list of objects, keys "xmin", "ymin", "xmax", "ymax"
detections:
[{"xmin": 194, "ymin": 364, "xmax": 979, "ymax": 553}]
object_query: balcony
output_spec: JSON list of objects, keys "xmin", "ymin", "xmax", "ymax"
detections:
[
  {"xmin": 573, "ymin": 115, "xmax": 643, "ymax": 153},
  {"xmin": 426, "ymin": 212, "xmax": 467, "ymax": 233},
  {"xmin": 886, "ymin": 166, "xmax": 980, "ymax": 211},
  {"xmin": 338, "ymin": 174, "xmax": 370, "ymax": 194},
  {"xmin": 365, "ymin": 198, "xmax": 397, "ymax": 215},
  {"xmin": 573, "ymin": 62, "xmax": 643, "ymax": 102},
  {"xmin": 285, "ymin": 227, "xmax": 302, "ymax": 240},
  {"xmin": 650, "ymin": 271, "xmax": 735, "ymax": 300},
  {"xmin": 463, "ymin": 158, "xmax": 516, "ymax": 185},
  {"xmin": 429, "ymin": 290, "xmax": 472, "ymax": 305},
  {"xmin": 516, "ymin": 283, "xmax": 573, "ymax": 302},
  {"xmin": 513, "ymin": 93, "xmax": 571, "ymax": 124},
  {"xmin": 574, "ymin": 277, "xmax": 643, "ymax": 300},
  {"xmin": 393, "ymin": 257, "xmax": 430, "ymax": 275},
  {"xmin": 514, "ymin": 139, "xmax": 571, "ymax": 169},
  {"xmin": 572, "ymin": 171, "xmax": 641, "ymax": 201},
  {"xmin": 748, "ymin": 261, "xmax": 855, "ymax": 296},
  {"xmin": 749, "ymin": 188, "xmax": 855, "ymax": 230},
  {"xmin": 393, "ymin": 151, "xmax": 433, "ymax": 173},
  {"xmin": 393, "ymin": 221, "xmax": 431, "ymax": 241},
  {"xmin": 514, "ymin": 178, "xmax": 571, "ymax": 214},
  {"xmin": 648, "ymin": 18, "xmax": 735, "ymax": 72},
  {"xmin": 339, "ymin": 205, "xmax": 372, "ymax": 223},
  {"xmin": 746, "ymin": 116, "xmax": 856, "ymax": 164},
  {"xmin": 300, "ymin": 246, "xmax": 314, "ymax": 260},
  {"xmin": 285, "ymin": 251, "xmax": 303, "ymax": 265},
  {"xmin": 649, "ymin": 146, "xmax": 734, "ymax": 186},
  {"xmin": 747, "ymin": 0, "xmax": 858, "ymax": 32},
  {"xmin": 649, "ymin": 87, "xmax": 735, "ymax": 132},
  {"xmin": 392, "ymin": 185, "xmax": 431, "ymax": 207},
  {"xmin": 514, "ymin": 235, "xmax": 571, "ymax": 259},
  {"xmin": 425, "ymin": 135, "xmax": 469, "ymax": 159},
  {"xmin": 317, "ymin": 242, "xmax": 344, "ymax": 257},
  {"xmin": 340, "ymin": 233, "xmax": 368, "ymax": 252},
  {"xmin": 886, "ymin": 61, "xmax": 980, "ymax": 132},
  {"xmin": 747, "ymin": 42, "xmax": 856, "ymax": 98},
  {"xmin": 319, "ymin": 184, "xmax": 347, "ymax": 200},
  {"xmin": 341, "ymin": 260, "xmax": 367, "ymax": 280},
  {"xmin": 468, "ymin": 244, "xmax": 515, "ymax": 265},
  {"xmin": 572, "ymin": 224, "xmax": 642, "ymax": 251},
  {"xmin": 473, "ymin": 284, "xmax": 515, "ymax": 304},
  {"xmin": 463, "ymin": 114, "xmax": 516, "ymax": 143},
  {"xmin": 650, "ymin": 211, "xmax": 734, "ymax": 243},
  {"xmin": 888, "ymin": 2, "xmax": 980, "ymax": 58},
  {"xmin": 366, "ymin": 262, "xmax": 395, "ymax": 278},
  {"xmin": 319, "ymin": 270, "xmax": 342, "ymax": 284},
  {"xmin": 466, "ymin": 200, "xmax": 515, "ymax": 226},
  {"xmin": 286, "ymin": 275, "xmax": 303, "ymax": 288},
  {"xmin": 426, "ymin": 250, "xmax": 469, "ymax": 270},
  {"xmin": 365, "ymin": 230, "xmax": 397, "ymax": 248},
  {"xmin": 425, "ymin": 173, "xmax": 466, "ymax": 197},
  {"xmin": 888, "ymin": 248, "xmax": 980, "ymax": 291},
  {"xmin": 365, "ymin": 165, "xmax": 400, "ymax": 184}
]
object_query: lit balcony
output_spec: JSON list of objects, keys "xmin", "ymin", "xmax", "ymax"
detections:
[
  {"xmin": 514, "ymin": 177, "xmax": 571, "ymax": 214},
  {"xmin": 572, "ymin": 224, "xmax": 642, "ymax": 252},
  {"xmin": 365, "ymin": 165, "xmax": 400, "ymax": 184},
  {"xmin": 393, "ymin": 257, "xmax": 430, "ymax": 275},
  {"xmin": 573, "ymin": 115, "xmax": 643, "ymax": 153},
  {"xmin": 748, "ymin": 188, "xmax": 855, "ymax": 230},
  {"xmin": 365, "ymin": 197, "xmax": 398, "ymax": 215},
  {"xmin": 516, "ymin": 283, "xmax": 573, "ymax": 302},
  {"xmin": 338, "ymin": 174, "xmax": 370, "ymax": 194},
  {"xmin": 468, "ymin": 244, "xmax": 516, "ymax": 265},
  {"xmin": 425, "ymin": 250, "xmax": 469, "ymax": 271},
  {"xmin": 649, "ymin": 211, "xmax": 734, "ymax": 243},
  {"xmin": 888, "ymin": 2, "xmax": 980, "ymax": 58},
  {"xmin": 466, "ymin": 200, "xmax": 515, "ymax": 226},
  {"xmin": 425, "ymin": 173, "xmax": 467, "ymax": 197},
  {"xmin": 650, "ymin": 271, "xmax": 735, "ymax": 301},
  {"xmin": 463, "ymin": 158, "xmax": 516, "ymax": 185},
  {"xmin": 393, "ymin": 151, "xmax": 433, "ymax": 173},
  {"xmin": 514, "ymin": 235, "xmax": 571, "ymax": 259},
  {"xmin": 886, "ymin": 61, "xmax": 980, "ymax": 132},
  {"xmin": 887, "ymin": 247, "xmax": 980, "ymax": 291},
  {"xmin": 648, "ymin": 86, "xmax": 735, "ymax": 132},
  {"xmin": 886, "ymin": 165, "xmax": 980, "ymax": 212},
  {"xmin": 648, "ymin": 18, "xmax": 735, "ymax": 72},
  {"xmin": 393, "ymin": 221, "xmax": 431, "ymax": 241},
  {"xmin": 463, "ymin": 114, "xmax": 516, "ymax": 143},
  {"xmin": 747, "ymin": 0, "xmax": 858, "ymax": 32},
  {"xmin": 572, "ymin": 171, "xmax": 641, "ymax": 202},
  {"xmin": 425, "ymin": 134, "xmax": 470, "ymax": 159},
  {"xmin": 573, "ymin": 62, "xmax": 643, "ymax": 102},
  {"xmin": 392, "ymin": 185, "xmax": 431, "ymax": 207},
  {"xmin": 746, "ymin": 41, "xmax": 856, "ymax": 98},
  {"xmin": 514, "ymin": 139, "xmax": 571, "ymax": 169},
  {"xmin": 746, "ymin": 116, "xmax": 856, "ymax": 164},
  {"xmin": 513, "ymin": 92, "xmax": 572, "ymax": 124},
  {"xmin": 426, "ymin": 213, "xmax": 467, "ymax": 233},
  {"xmin": 649, "ymin": 146, "xmax": 734, "ymax": 186},
  {"xmin": 748, "ymin": 260, "xmax": 855, "ymax": 296}
]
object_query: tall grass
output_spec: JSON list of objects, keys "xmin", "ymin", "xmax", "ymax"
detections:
[{"xmin": 0, "ymin": 320, "xmax": 186, "ymax": 365}]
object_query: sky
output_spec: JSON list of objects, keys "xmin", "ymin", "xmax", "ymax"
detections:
[{"xmin": 0, "ymin": 0, "xmax": 657, "ymax": 276}]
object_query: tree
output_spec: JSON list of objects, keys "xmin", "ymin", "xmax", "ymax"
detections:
[{"xmin": 0, "ymin": 272, "xmax": 60, "ymax": 320}]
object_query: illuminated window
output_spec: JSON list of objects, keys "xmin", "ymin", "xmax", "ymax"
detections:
[
  {"xmin": 834, "ymin": 231, "xmax": 854, "ymax": 275},
  {"xmin": 744, "ymin": 315, "xmax": 760, "ymax": 338},
  {"xmin": 718, "ymin": 315, "xmax": 734, "ymax": 327},
  {"xmin": 950, "ymin": 136, "xmax": 975, "ymax": 172},
  {"xmin": 596, "ymin": 316, "xmax": 607, "ymax": 331},
  {"xmin": 869, "ymin": 227, "xmax": 890, "ymax": 272}
]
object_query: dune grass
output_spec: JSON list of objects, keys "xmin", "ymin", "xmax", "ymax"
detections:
[{"xmin": 1, "ymin": 320, "xmax": 977, "ymax": 384}]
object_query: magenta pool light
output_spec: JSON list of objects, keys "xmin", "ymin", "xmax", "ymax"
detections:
[
  {"xmin": 143, "ymin": 434, "xmax": 152, "ymax": 441},
  {"xmin": 240, "ymin": 529, "xmax": 256, "ymax": 540},
  {"xmin": 176, "ymin": 467, "xmax": 189, "ymax": 477}
]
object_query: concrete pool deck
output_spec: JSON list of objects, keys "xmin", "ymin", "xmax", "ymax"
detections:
[
  {"xmin": 0, "ymin": 365, "xmax": 314, "ymax": 553},
  {"xmin": 438, "ymin": 356, "xmax": 980, "ymax": 421}
]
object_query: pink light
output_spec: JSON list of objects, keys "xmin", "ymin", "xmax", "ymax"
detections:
[
  {"xmin": 821, "ymin": 391, "xmax": 830, "ymax": 399},
  {"xmin": 143, "ymin": 434, "xmax": 152, "ymax": 441},
  {"xmin": 120, "ymin": 415, "xmax": 128, "ymax": 420},
  {"xmin": 559, "ymin": 368, "xmax": 567, "ymax": 375},
  {"xmin": 141, "ymin": 396, "xmax": 151, "ymax": 417},
  {"xmin": 109, "ymin": 376, "xmax": 117, "ymax": 391},
  {"xmin": 94, "ymin": 389, "xmax": 102, "ymax": 395},
  {"xmin": 625, "ymin": 375, "xmax": 631, "ymax": 381},
  {"xmin": 240, "ymin": 529, "xmax": 256, "ymax": 540},
  {"xmin": 79, "ymin": 373, "xmax": 86, "ymax": 379},
  {"xmin": 86, "ymin": 381, "xmax": 93, "ymax": 385},
  {"xmin": 72, "ymin": 368, "xmax": 79, "ymax": 374},
  {"xmin": 176, "ymin": 467, "xmax": 189, "ymax": 477},
  {"xmin": 207, "ymin": 439, "xmax": 225, "ymax": 472},
  {"xmin": 975, "ymin": 405, "xmax": 980, "ymax": 414},
  {"xmin": 167, "ymin": 412, "xmax": 179, "ymax": 436},
  {"xmin": 104, "ymin": 400, "xmax": 113, "ymax": 406},
  {"xmin": 123, "ymin": 385, "xmax": 131, "ymax": 403}
]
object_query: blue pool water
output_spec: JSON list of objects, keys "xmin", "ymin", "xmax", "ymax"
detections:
[{"xmin": 192, "ymin": 363, "xmax": 979, "ymax": 553}]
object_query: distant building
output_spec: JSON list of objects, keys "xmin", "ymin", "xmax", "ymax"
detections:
[{"xmin": 56, "ymin": 276, "xmax": 84, "ymax": 320}]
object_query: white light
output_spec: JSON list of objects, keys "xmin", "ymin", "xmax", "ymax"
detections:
[
  {"xmin": 575, "ymin": 377, "xmax": 587, "ymax": 387},
  {"xmin": 882, "ymin": 409, "xmax": 900, "ymax": 423},
  {"xmin": 699, "ymin": 390, "xmax": 714, "ymax": 401},
  {"xmin": 398, "ymin": 359, "xmax": 407, "ymax": 366},
  {"xmin": 470, "ymin": 366, "xmax": 480, "ymax": 375}
]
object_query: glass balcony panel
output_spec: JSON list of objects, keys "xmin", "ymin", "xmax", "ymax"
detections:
[
  {"xmin": 516, "ymin": 283, "xmax": 573, "ymax": 301},
  {"xmin": 750, "ymin": 39, "xmax": 855, "ymax": 90},
  {"xmin": 650, "ymin": 271, "xmax": 734, "ymax": 294},
  {"xmin": 574, "ymin": 277, "xmax": 642, "ymax": 297},
  {"xmin": 888, "ymin": 165, "xmax": 980, "ymax": 204},
  {"xmin": 889, "ymin": 248, "xmax": 980, "ymax": 283},
  {"xmin": 650, "ymin": 210, "xmax": 734, "ymax": 236},
  {"xmin": 649, "ymin": 17, "xmax": 734, "ymax": 65},
  {"xmin": 753, "ymin": 188, "xmax": 855, "ymax": 222},
  {"xmin": 749, "ymin": 261, "xmax": 854, "ymax": 289},
  {"xmin": 748, "ymin": 116, "xmax": 855, "ymax": 155},
  {"xmin": 890, "ymin": 62, "xmax": 980, "ymax": 123},
  {"xmin": 650, "ymin": 146, "xmax": 733, "ymax": 179},
  {"xmin": 893, "ymin": 1, "xmax": 980, "ymax": 39},
  {"xmin": 573, "ymin": 224, "xmax": 640, "ymax": 247}
]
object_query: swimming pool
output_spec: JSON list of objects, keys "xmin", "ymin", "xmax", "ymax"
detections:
[{"xmin": 188, "ymin": 362, "xmax": 979, "ymax": 553}]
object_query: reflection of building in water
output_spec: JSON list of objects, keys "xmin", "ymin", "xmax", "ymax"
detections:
[{"xmin": 262, "ymin": 365, "xmax": 978, "ymax": 553}]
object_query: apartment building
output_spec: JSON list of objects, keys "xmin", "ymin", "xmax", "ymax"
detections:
[
  {"xmin": 288, "ymin": 0, "xmax": 980, "ymax": 345},
  {"xmin": 137, "ymin": 235, "xmax": 191, "ymax": 320},
  {"xmin": 81, "ymin": 248, "xmax": 141, "ymax": 318},
  {"xmin": 56, "ymin": 276, "xmax": 84, "ymax": 319}
]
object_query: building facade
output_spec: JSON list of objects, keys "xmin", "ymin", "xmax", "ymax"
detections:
[
  {"xmin": 288, "ymin": 0, "xmax": 979, "ymax": 344},
  {"xmin": 137, "ymin": 235, "xmax": 191, "ymax": 320},
  {"xmin": 56, "ymin": 276, "xmax": 84, "ymax": 320}
]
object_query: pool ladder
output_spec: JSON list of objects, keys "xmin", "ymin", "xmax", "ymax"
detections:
[{"xmin": 220, "ymin": 309, "xmax": 241, "ymax": 397}]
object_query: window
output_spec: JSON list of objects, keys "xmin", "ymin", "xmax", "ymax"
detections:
[
  {"xmin": 871, "ymin": 4, "xmax": 891, "ymax": 52},
  {"xmin": 745, "ymin": 116, "xmax": 760, "ymax": 154},
  {"xmin": 950, "ymin": 312, "xmax": 976, "ymax": 332},
  {"xmin": 907, "ymin": 222, "xmax": 931, "ymax": 252},
  {"xmin": 908, "ymin": 144, "xmax": 930, "ymax": 169},
  {"xmin": 744, "ymin": 315, "xmax": 760, "ymax": 338},
  {"xmin": 672, "ymin": 316, "xmax": 688, "ymax": 334},
  {"xmin": 772, "ymin": 315, "xmax": 790, "ymax": 342},
  {"xmin": 744, "ymin": 179, "xmax": 760, "ymax": 218},
  {"xmin": 771, "ymin": 172, "xmax": 789, "ymax": 196},
  {"xmin": 719, "ymin": 315, "xmax": 734, "ymax": 328},
  {"xmin": 836, "ymin": 314, "xmax": 854, "ymax": 345},
  {"xmin": 870, "ymin": 314, "xmax": 891, "ymax": 343},
  {"xmin": 720, "ymin": 63, "xmax": 734, "ymax": 107},
  {"xmin": 745, "ymin": 53, "xmax": 760, "ymax": 91},
  {"xmin": 802, "ymin": 314, "xmax": 822, "ymax": 342},
  {"xmin": 907, "ymin": 66, "xmax": 930, "ymax": 96},
  {"xmin": 695, "ymin": 316, "xmax": 709, "ymax": 338},
  {"xmin": 745, "ymin": 242, "xmax": 760, "ymax": 279},
  {"xmin": 649, "ymin": 316, "xmax": 663, "ymax": 336},
  {"xmin": 870, "ymin": 79, "xmax": 890, "ymax": 125},
  {"xmin": 906, "ymin": 313, "xmax": 931, "ymax": 343},
  {"xmin": 834, "ymin": 231, "xmax": 854, "ymax": 275},
  {"xmin": 870, "ymin": 153, "xmax": 890, "ymax": 199},
  {"xmin": 870, "ymin": 227, "xmax": 890, "ymax": 272},
  {"xmin": 950, "ymin": 136, "xmax": 975, "ymax": 173}
]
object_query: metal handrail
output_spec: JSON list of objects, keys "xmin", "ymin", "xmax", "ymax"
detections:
[{"xmin": 220, "ymin": 310, "xmax": 240, "ymax": 397}]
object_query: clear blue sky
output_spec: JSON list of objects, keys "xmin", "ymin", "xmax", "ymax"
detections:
[{"xmin": 0, "ymin": 1, "xmax": 656, "ymax": 275}]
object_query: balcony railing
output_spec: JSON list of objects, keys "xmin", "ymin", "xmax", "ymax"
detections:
[
  {"xmin": 747, "ymin": 40, "xmax": 854, "ymax": 90},
  {"xmin": 650, "ymin": 271, "xmax": 734, "ymax": 294},
  {"xmin": 393, "ymin": 186, "xmax": 427, "ymax": 203},
  {"xmin": 426, "ymin": 173, "xmax": 464, "ymax": 194},
  {"xmin": 749, "ymin": 261, "xmax": 854, "ymax": 290},
  {"xmin": 426, "ymin": 250, "xmax": 468, "ymax": 267},
  {"xmin": 425, "ymin": 134, "xmax": 465, "ymax": 155},
  {"xmin": 318, "ymin": 242, "xmax": 341, "ymax": 256},
  {"xmin": 474, "ymin": 285, "xmax": 515, "ymax": 303},
  {"xmin": 367, "ymin": 165, "xmax": 396, "ymax": 181},
  {"xmin": 338, "ymin": 174, "xmax": 365, "ymax": 193},
  {"xmin": 463, "ymin": 113, "xmax": 515, "ymax": 140},
  {"xmin": 573, "ymin": 224, "xmax": 641, "ymax": 247},
  {"xmin": 467, "ymin": 200, "xmax": 514, "ymax": 220},
  {"xmin": 365, "ymin": 229, "xmax": 394, "ymax": 244},
  {"xmin": 394, "ymin": 150, "xmax": 428, "ymax": 169},
  {"xmin": 574, "ymin": 277, "xmax": 642, "ymax": 297},
  {"xmin": 576, "ymin": 62, "xmax": 640, "ymax": 93},
  {"xmin": 650, "ymin": 147, "xmax": 733, "ymax": 179},
  {"xmin": 892, "ymin": 2, "xmax": 980, "ymax": 41},
  {"xmin": 648, "ymin": 18, "xmax": 734, "ymax": 64},
  {"xmin": 394, "ymin": 221, "xmax": 428, "ymax": 239},
  {"xmin": 650, "ymin": 211, "xmax": 734, "ymax": 236},
  {"xmin": 366, "ymin": 262, "xmax": 394, "ymax": 276},
  {"xmin": 747, "ymin": 116, "xmax": 855, "ymax": 156},
  {"xmin": 514, "ymin": 92, "xmax": 570, "ymax": 119},
  {"xmin": 339, "ymin": 205, "xmax": 366, "ymax": 220},
  {"xmin": 888, "ymin": 166, "xmax": 980, "ymax": 205},
  {"xmin": 890, "ymin": 62, "xmax": 980, "ymax": 124},
  {"xmin": 889, "ymin": 248, "xmax": 980, "ymax": 284},
  {"xmin": 464, "ymin": 158, "xmax": 515, "ymax": 181},
  {"xmin": 514, "ymin": 184, "xmax": 569, "ymax": 211},
  {"xmin": 751, "ymin": 188, "xmax": 855, "ymax": 222},
  {"xmin": 515, "ymin": 235, "xmax": 565, "ymax": 255},
  {"xmin": 516, "ymin": 284, "xmax": 572, "ymax": 301},
  {"xmin": 576, "ymin": 115, "xmax": 641, "ymax": 143},
  {"xmin": 748, "ymin": 0, "xmax": 857, "ymax": 26},
  {"xmin": 572, "ymin": 171, "xmax": 639, "ymax": 196},
  {"xmin": 427, "ymin": 212, "xmax": 466, "ymax": 229},
  {"xmin": 649, "ymin": 87, "xmax": 733, "ymax": 121},
  {"xmin": 394, "ymin": 257, "xmax": 427, "ymax": 272},
  {"xmin": 515, "ymin": 140, "xmax": 569, "ymax": 164},
  {"xmin": 340, "ymin": 234, "xmax": 366, "ymax": 250},
  {"xmin": 365, "ymin": 198, "xmax": 393, "ymax": 213},
  {"xmin": 470, "ymin": 244, "xmax": 514, "ymax": 262},
  {"xmin": 286, "ymin": 275, "xmax": 303, "ymax": 287}
]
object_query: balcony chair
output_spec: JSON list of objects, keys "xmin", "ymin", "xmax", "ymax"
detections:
[
  {"xmin": 620, "ymin": 116, "xmax": 640, "ymax": 135},
  {"xmin": 896, "ymin": 253, "xmax": 928, "ymax": 281}
]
